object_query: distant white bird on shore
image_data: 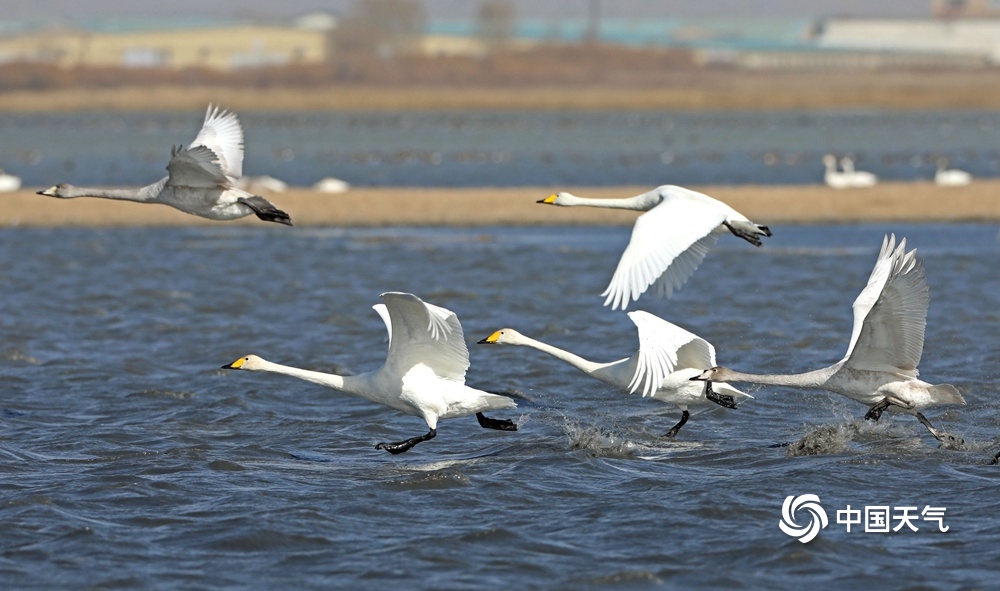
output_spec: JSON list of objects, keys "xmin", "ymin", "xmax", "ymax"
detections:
[
  {"xmin": 693, "ymin": 234, "xmax": 965, "ymax": 446},
  {"xmin": 934, "ymin": 159, "xmax": 971, "ymax": 187},
  {"xmin": 822, "ymin": 154, "xmax": 853, "ymax": 189},
  {"xmin": 223, "ymin": 292, "xmax": 517, "ymax": 454},
  {"xmin": 538, "ymin": 185, "xmax": 771, "ymax": 310},
  {"xmin": 479, "ymin": 311, "xmax": 750, "ymax": 438},
  {"xmin": 839, "ymin": 156, "xmax": 878, "ymax": 188},
  {"xmin": 0, "ymin": 169, "xmax": 22, "ymax": 192},
  {"xmin": 237, "ymin": 175, "xmax": 288, "ymax": 193},
  {"xmin": 37, "ymin": 105, "xmax": 292, "ymax": 225},
  {"xmin": 313, "ymin": 177, "xmax": 350, "ymax": 194}
]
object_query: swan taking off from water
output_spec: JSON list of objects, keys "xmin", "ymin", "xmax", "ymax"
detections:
[
  {"xmin": 37, "ymin": 105, "xmax": 292, "ymax": 225},
  {"xmin": 934, "ymin": 159, "xmax": 971, "ymax": 187},
  {"xmin": 223, "ymin": 292, "xmax": 517, "ymax": 454},
  {"xmin": 539, "ymin": 185, "xmax": 772, "ymax": 310},
  {"xmin": 478, "ymin": 311, "xmax": 751, "ymax": 438},
  {"xmin": 693, "ymin": 234, "xmax": 965, "ymax": 445}
]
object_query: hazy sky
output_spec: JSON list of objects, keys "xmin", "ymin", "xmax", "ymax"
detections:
[{"xmin": 7, "ymin": 0, "xmax": 931, "ymax": 21}]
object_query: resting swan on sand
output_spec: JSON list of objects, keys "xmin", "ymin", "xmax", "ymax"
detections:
[
  {"xmin": 479, "ymin": 311, "xmax": 751, "ymax": 438},
  {"xmin": 539, "ymin": 185, "xmax": 771, "ymax": 310},
  {"xmin": 37, "ymin": 105, "xmax": 291, "ymax": 225},
  {"xmin": 223, "ymin": 292, "xmax": 517, "ymax": 454},
  {"xmin": 693, "ymin": 234, "xmax": 965, "ymax": 445}
]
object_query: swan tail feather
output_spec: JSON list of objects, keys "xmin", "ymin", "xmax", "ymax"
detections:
[{"xmin": 929, "ymin": 384, "xmax": 965, "ymax": 406}]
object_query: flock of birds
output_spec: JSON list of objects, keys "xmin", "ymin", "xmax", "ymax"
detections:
[
  {"xmin": 29, "ymin": 105, "xmax": 971, "ymax": 454},
  {"xmin": 822, "ymin": 153, "xmax": 972, "ymax": 189}
]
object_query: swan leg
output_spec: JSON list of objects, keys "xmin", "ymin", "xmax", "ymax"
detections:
[
  {"xmin": 237, "ymin": 196, "xmax": 293, "ymax": 226},
  {"xmin": 990, "ymin": 451, "xmax": 1000, "ymax": 465},
  {"xmin": 375, "ymin": 428, "xmax": 436, "ymax": 454},
  {"xmin": 914, "ymin": 412, "xmax": 965, "ymax": 448},
  {"xmin": 723, "ymin": 221, "xmax": 770, "ymax": 247},
  {"xmin": 704, "ymin": 381, "xmax": 738, "ymax": 409},
  {"xmin": 664, "ymin": 410, "xmax": 690, "ymax": 438},
  {"xmin": 476, "ymin": 412, "xmax": 518, "ymax": 431},
  {"xmin": 864, "ymin": 398, "xmax": 891, "ymax": 421}
]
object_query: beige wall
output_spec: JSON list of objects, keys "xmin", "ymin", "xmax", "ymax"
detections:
[{"xmin": 0, "ymin": 26, "xmax": 328, "ymax": 69}]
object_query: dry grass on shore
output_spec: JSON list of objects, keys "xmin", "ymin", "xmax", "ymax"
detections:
[{"xmin": 3, "ymin": 181, "xmax": 999, "ymax": 228}]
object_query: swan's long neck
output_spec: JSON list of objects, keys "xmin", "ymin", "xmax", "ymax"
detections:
[
  {"xmin": 716, "ymin": 366, "xmax": 835, "ymax": 389},
  {"xmin": 559, "ymin": 193, "xmax": 659, "ymax": 211},
  {"xmin": 255, "ymin": 358, "xmax": 349, "ymax": 390},
  {"xmin": 511, "ymin": 334, "xmax": 607, "ymax": 376},
  {"xmin": 61, "ymin": 179, "xmax": 165, "ymax": 202}
]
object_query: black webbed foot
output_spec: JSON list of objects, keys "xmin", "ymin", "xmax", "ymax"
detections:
[
  {"xmin": 990, "ymin": 451, "xmax": 1000, "ymax": 465},
  {"xmin": 864, "ymin": 398, "xmax": 891, "ymax": 421},
  {"xmin": 723, "ymin": 221, "xmax": 765, "ymax": 247},
  {"xmin": 237, "ymin": 196, "xmax": 293, "ymax": 226},
  {"xmin": 375, "ymin": 428, "xmax": 436, "ymax": 454},
  {"xmin": 704, "ymin": 381, "xmax": 738, "ymax": 409},
  {"xmin": 664, "ymin": 410, "xmax": 690, "ymax": 439},
  {"xmin": 476, "ymin": 412, "xmax": 518, "ymax": 431}
]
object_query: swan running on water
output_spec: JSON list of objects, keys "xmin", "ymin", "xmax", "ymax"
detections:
[
  {"xmin": 539, "ymin": 185, "xmax": 771, "ymax": 310},
  {"xmin": 223, "ymin": 292, "xmax": 517, "ymax": 454},
  {"xmin": 693, "ymin": 234, "xmax": 965, "ymax": 445},
  {"xmin": 37, "ymin": 105, "xmax": 292, "ymax": 225},
  {"xmin": 479, "ymin": 311, "xmax": 751, "ymax": 438}
]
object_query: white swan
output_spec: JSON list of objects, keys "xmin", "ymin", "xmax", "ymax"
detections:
[
  {"xmin": 934, "ymin": 159, "xmax": 971, "ymax": 187},
  {"xmin": 839, "ymin": 156, "xmax": 878, "ymax": 188},
  {"xmin": 37, "ymin": 105, "xmax": 292, "ymax": 225},
  {"xmin": 478, "ymin": 311, "xmax": 751, "ymax": 438},
  {"xmin": 539, "ymin": 185, "xmax": 772, "ymax": 310},
  {"xmin": 313, "ymin": 177, "xmax": 350, "ymax": 194},
  {"xmin": 822, "ymin": 154, "xmax": 854, "ymax": 189},
  {"xmin": 693, "ymin": 234, "xmax": 965, "ymax": 444},
  {"xmin": 0, "ymin": 169, "xmax": 22, "ymax": 193},
  {"xmin": 223, "ymin": 292, "xmax": 517, "ymax": 454}
]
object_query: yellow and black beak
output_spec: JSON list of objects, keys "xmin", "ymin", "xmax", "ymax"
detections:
[
  {"xmin": 536, "ymin": 194, "xmax": 557, "ymax": 204},
  {"xmin": 222, "ymin": 357, "xmax": 246, "ymax": 370},
  {"xmin": 477, "ymin": 330, "xmax": 502, "ymax": 344},
  {"xmin": 36, "ymin": 186, "xmax": 58, "ymax": 197}
]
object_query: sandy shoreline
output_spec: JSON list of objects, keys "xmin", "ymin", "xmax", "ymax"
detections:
[{"xmin": 2, "ymin": 182, "xmax": 999, "ymax": 227}]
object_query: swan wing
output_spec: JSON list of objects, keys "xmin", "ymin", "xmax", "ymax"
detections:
[
  {"xmin": 602, "ymin": 192, "xmax": 726, "ymax": 310},
  {"xmin": 380, "ymin": 292, "xmax": 469, "ymax": 383},
  {"xmin": 372, "ymin": 303, "xmax": 392, "ymax": 348},
  {"xmin": 626, "ymin": 311, "xmax": 715, "ymax": 398},
  {"xmin": 843, "ymin": 234, "xmax": 927, "ymax": 375},
  {"xmin": 189, "ymin": 104, "xmax": 245, "ymax": 179},
  {"xmin": 166, "ymin": 145, "xmax": 230, "ymax": 188}
]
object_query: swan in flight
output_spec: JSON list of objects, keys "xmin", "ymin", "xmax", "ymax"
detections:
[
  {"xmin": 839, "ymin": 156, "xmax": 878, "ymax": 188},
  {"xmin": 934, "ymin": 159, "xmax": 971, "ymax": 187},
  {"xmin": 478, "ymin": 311, "xmax": 751, "ymax": 438},
  {"xmin": 539, "ymin": 185, "xmax": 772, "ymax": 310},
  {"xmin": 223, "ymin": 292, "xmax": 517, "ymax": 454},
  {"xmin": 37, "ymin": 105, "xmax": 292, "ymax": 225},
  {"xmin": 693, "ymin": 234, "xmax": 965, "ymax": 445}
]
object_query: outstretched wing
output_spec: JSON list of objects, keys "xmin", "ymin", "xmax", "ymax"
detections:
[
  {"xmin": 166, "ymin": 144, "xmax": 229, "ymax": 188},
  {"xmin": 842, "ymin": 234, "xmax": 927, "ymax": 376},
  {"xmin": 372, "ymin": 303, "xmax": 392, "ymax": 348},
  {"xmin": 626, "ymin": 310, "xmax": 716, "ymax": 398},
  {"xmin": 380, "ymin": 292, "xmax": 469, "ymax": 382},
  {"xmin": 602, "ymin": 189, "xmax": 728, "ymax": 310},
  {"xmin": 189, "ymin": 104, "xmax": 245, "ymax": 179}
]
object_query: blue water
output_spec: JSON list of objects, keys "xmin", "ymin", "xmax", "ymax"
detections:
[
  {"xmin": 3, "ymin": 110, "xmax": 1000, "ymax": 188},
  {"xmin": 2, "ymin": 223, "xmax": 999, "ymax": 589}
]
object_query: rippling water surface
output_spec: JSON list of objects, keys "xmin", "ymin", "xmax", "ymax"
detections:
[
  {"xmin": 4, "ymin": 110, "xmax": 1000, "ymax": 187},
  {"xmin": 2, "ymin": 223, "xmax": 999, "ymax": 589}
]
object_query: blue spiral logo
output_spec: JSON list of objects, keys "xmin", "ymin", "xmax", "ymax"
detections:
[{"xmin": 779, "ymin": 494, "xmax": 828, "ymax": 543}]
